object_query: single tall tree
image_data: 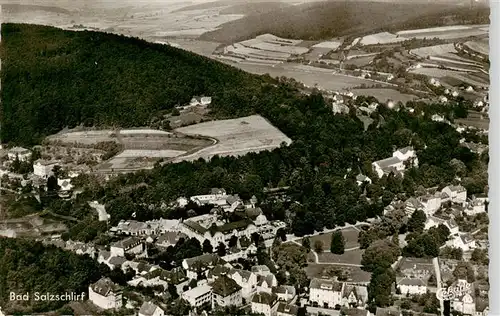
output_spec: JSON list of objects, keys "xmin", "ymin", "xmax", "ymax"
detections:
[
  {"xmin": 217, "ymin": 242, "xmax": 226, "ymax": 257},
  {"xmin": 407, "ymin": 209, "xmax": 426, "ymax": 233},
  {"xmin": 302, "ymin": 237, "xmax": 311, "ymax": 252},
  {"xmin": 331, "ymin": 231, "xmax": 345, "ymax": 254},
  {"xmin": 202, "ymin": 239, "xmax": 213, "ymax": 253}
]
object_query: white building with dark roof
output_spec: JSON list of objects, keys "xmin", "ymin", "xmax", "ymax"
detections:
[
  {"xmin": 309, "ymin": 278, "xmax": 344, "ymax": 308},
  {"xmin": 182, "ymin": 254, "xmax": 229, "ymax": 280},
  {"xmin": 211, "ymin": 274, "xmax": 242, "ymax": 309},
  {"xmin": 277, "ymin": 302, "xmax": 299, "ymax": 316},
  {"xmin": 251, "ymin": 292, "xmax": 279, "ymax": 316},
  {"xmin": 442, "ymin": 185, "xmax": 467, "ymax": 205},
  {"xmin": 396, "ymin": 277, "xmax": 427, "ymax": 295},
  {"xmin": 110, "ymin": 237, "xmax": 145, "ymax": 257},
  {"xmin": 341, "ymin": 284, "xmax": 368, "ymax": 307},
  {"xmin": 88, "ymin": 278, "xmax": 123, "ymax": 310}
]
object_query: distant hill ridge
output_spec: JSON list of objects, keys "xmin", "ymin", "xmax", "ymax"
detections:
[{"xmin": 198, "ymin": 1, "xmax": 490, "ymax": 43}]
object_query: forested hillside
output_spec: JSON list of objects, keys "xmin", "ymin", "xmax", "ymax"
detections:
[
  {"xmin": 199, "ymin": 2, "xmax": 490, "ymax": 43},
  {"xmin": 0, "ymin": 23, "xmax": 263, "ymax": 145},
  {"xmin": 0, "ymin": 238, "xmax": 104, "ymax": 313},
  {"xmin": 2, "ymin": 23, "xmax": 487, "ymax": 239}
]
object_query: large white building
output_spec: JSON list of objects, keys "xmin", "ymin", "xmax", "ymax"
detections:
[
  {"xmin": 88, "ymin": 278, "xmax": 123, "ymax": 310},
  {"xmin": 180, "ymin": 208, "xmax": 285, "ymax": 249},
  {"xmin": 181, "ymin": 284, "xmax": 213, "ymax": 307},
  {"xmin": 110, "ymin": 237, "xmax": 145, "ymax": 257},
  {"xmin": 309, "ymin": 278, "xmax": 343, "ymax": 308},
  {"xmin": 33, "ymin": 160, "xmax": 59, "ymax": 179},
  {"xmin": 7, "ymin": 147, "xmax": 31, "ymax": 162},
  {"xmin": 372, "ymin": 146, "xmax": 418, "ymax": 178}
]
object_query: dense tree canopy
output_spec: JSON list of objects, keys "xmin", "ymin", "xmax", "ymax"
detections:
[{"xmin": 0, "ymin": 238, "xmax": 104, "ymax": 313}]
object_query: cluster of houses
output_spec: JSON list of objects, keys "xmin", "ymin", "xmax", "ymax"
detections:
[
  {"xmin": 385, "ymin": 184, "xmax": 487, "ymax": 253},
  {"xmin": 2, "ymin": 146, "xmax": 79, "ymax": 198},
  {"xmin": 86, "ymin": 248, "xmax": 371, "ymax": 316}
]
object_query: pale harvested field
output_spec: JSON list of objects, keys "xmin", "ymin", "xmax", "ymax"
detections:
[
  {"xmin": 172, "ymin": 115, "xmax": 292, "ymax": 162},
  {"xmin": 352, "ymin": 88, "xmax": 418, "ymax": 103},
  {"xmin": 410, "ymin": 44, "xmax": 457, "ymax": 58},
  {"xmin": 464, "ymin": 40, "xmax": 489, "ymax": 56},
  {"xmin": 409, "ymin": 67, "xmax": 469, "ymax": 78},
  {"xmin": 359, "ymin": 32, "xmax": 407, "ymax": 46},
  {"xmin": 312, "ymin": 41, "xmax": 342, "ymax": 50}
]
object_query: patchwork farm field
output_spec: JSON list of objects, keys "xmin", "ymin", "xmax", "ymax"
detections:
[
  {"xmin": 172, "ymin": 115, "xmax": 292, "ymax": 162},
  {"xmin": 233, "ymin": 63, "xmax": 390, "ymax": 91}
]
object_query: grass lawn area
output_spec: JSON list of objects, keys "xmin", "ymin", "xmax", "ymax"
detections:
[
  {"xmin": 304, "ymin": 263, "xmax": 372, "ymax": 283},
  {"xmin": 305, "ymin": 227, "xmax": 360, "ymax": 251},
  {"xmin": 317, "ymin": 249, "xmax": 364, "ymax": 265}
]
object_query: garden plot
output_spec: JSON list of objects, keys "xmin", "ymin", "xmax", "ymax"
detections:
[
  {"xmin": 47, "ymin": 130, "xmax": 117, "ymax": 145},
  {"xmin": 172, "ymin": 115, "xmax": 292, "ymax": 162},
  {"xmin": 359, "ymin": 32, "xmax": 407, "ymax": 46}
]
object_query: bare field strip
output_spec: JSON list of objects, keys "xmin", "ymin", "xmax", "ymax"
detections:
[
  {"xmin": 172, "ymin": 115, "xmax": 292, "ymax": 162},
  {"xmin": 352, "ymin": 88, "xmax": 418, "ymax": 103},
  {"xmin": 114, "ymin": 149, "xmax": 187, "ymax": 158},
  {"xmin": 396, "ymin": 25, "xmax": 486, "ymax": 35},
  {"xmin": 47, "ymin": 130, "xmax": 116, "ymax": 145},
  {"xmin": 312, "ymin": 41, "xmax": 341, "ymax": 50},
  {"xmin": 119, "ymin": 129, "xmax": 172, "ymax": 135}
]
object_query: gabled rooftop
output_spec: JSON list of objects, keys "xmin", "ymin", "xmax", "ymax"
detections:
[{"xmin": 212, "ymin": 274, "xmax": 241, "ymax": 297}]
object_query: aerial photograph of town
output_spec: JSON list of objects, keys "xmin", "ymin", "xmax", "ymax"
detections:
[{"xmin": 0, "ymin": 0, "xmax": 491, "ymax": 315}]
